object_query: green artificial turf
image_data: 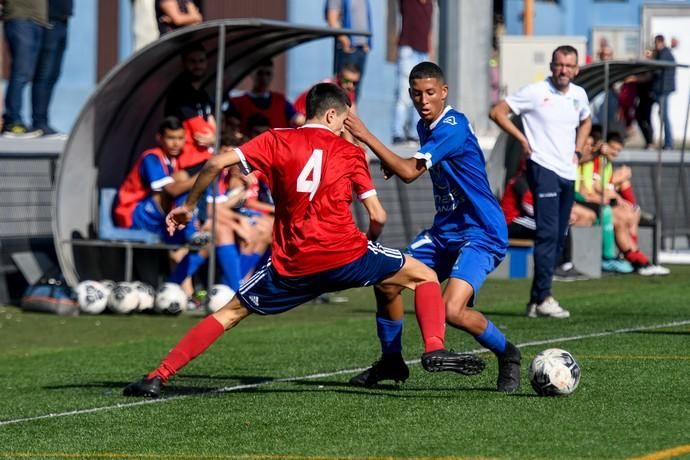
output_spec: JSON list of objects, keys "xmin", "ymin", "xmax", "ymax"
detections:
[{"xmin": 0, "ymin": 267, "xmax": 689, "ymax": 459}]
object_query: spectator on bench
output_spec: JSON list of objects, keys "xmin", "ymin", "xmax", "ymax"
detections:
[
  {"xmin": 114, "ymin": 116, "xmax": 199, "ymax": 243},
  {"xmin": 226, "ymin": 59, "xmax": 305, "ymax": 137},
  {"xmin": 576, "ymin": 131, "xmax": 669, "ymax": 276}
]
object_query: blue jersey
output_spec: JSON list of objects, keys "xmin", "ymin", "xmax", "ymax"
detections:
[{"xmin": 414, "ymin": 106, "xmax": 507, "ymax": 249}]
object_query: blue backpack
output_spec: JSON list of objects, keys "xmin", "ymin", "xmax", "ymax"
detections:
[{"xmin": 21, "ymin": 276, "xmax": 78, "ymax": 316}]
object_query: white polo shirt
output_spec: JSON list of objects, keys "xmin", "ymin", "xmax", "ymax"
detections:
[{"xmin": 506, "ymin": 78, "xmax": 590, "ymax": 180}]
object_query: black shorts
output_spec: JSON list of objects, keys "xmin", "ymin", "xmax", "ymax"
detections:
[
  {"xmin": 577, "ymin": 201, "xmax": 601, "ymax": 216},
  {"xmin": 507, "ymin": 222, "xmax": 536, "ymax": 240}
]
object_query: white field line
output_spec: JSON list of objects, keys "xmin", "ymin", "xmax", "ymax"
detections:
[{"xmin": 1, "ymin": 318, "xmax": 689, "ymax": 427}]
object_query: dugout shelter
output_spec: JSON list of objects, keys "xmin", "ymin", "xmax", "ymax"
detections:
[{"xmin": 53, "ymin": 19, "xmax": 370, "ymax": 287}]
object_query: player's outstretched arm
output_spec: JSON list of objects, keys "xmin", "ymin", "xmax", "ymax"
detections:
[
  {"xmin": 361, "ymin": 194, "xmax": 386, "ymax": 241},
  {"xmin": 345, "ymin": 113, "xmax": 426, "ymax": 183},
  {"xmin": 165, "ymin": 149, "xmax": 241, "ymax": 235}
]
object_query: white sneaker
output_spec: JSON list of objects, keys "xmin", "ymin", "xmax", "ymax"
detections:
[
  {"xmin": 532, "ymin": 297, "xmax": 570, "ymax": 319},
  {"xmin": 637, "ymin": 264, "xmax": 671, "ymax": 276},
  {"xmin": 525, "ymin": 303, "xmax": 537, "ymax": 318}
]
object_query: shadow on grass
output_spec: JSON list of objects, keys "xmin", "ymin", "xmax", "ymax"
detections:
[
  {"xmin": 630, "ymin": 330, "xmax": 690, "ymax": 336},
  {"xmin": 42, "ymin": 374, "xmax": 498, "ymax": 399}
]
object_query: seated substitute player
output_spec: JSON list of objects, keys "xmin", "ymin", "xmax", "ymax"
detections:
[
  {"xmin": 344, "ymin": 62, "xmax": 522, "ymax": 393},
  {"xmin": 226, "ymin": 59, "xmax": 305, "ymax": 137},
  {"xmin": 123, "ymin": 83, "xmax": 485, "ymax": 398},
  {"xmin": 114, "ymin": 116, "xmax": 198, "ymax": 243}
]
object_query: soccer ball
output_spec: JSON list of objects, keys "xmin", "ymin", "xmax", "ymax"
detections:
[
  {"xmin": 528, "ymin": 348, "xmax": 581, "ymax": 396},
  {"xmin": 154, "ymin": 282, "xmax": 187, "ymax": 315},
  {"xmin": 108, "ymin": 282, "xmax": 140, "ymax": 314},
  {"xmin": 75, "ymin": 280, "xmax": 110, "ymax": 314},
  {"xmin": 132, "ymin": 281, "xmax": 155, "ymax": 312},
  {"xmin": 207, "ymin": 284, "xmax": 235, "ymax": 313}
]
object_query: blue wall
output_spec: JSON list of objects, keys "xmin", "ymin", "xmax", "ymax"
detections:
[{"xmin": 505, "ymin": 0, "xmax": 690, "ymax": 53}]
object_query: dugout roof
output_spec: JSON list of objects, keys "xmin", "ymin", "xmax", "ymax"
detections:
[{"xmin": 54, "ymin": 19, "xmax": 369, "ymax": 286}]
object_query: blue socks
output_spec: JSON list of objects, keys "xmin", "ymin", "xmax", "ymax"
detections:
[
  {"xmin": 475, "ymin": 320, "xmax": 507, "ymax": 354},
  {"xmin": 376, "ymin": 316, "xmax": 403, "ymax": 354},
  {"xmin": 239, "ymin": 252, "xmax": 263, "ymax": 278},
  {"xmin": 169, "ymin": 252, "xmax": 206, "ymax": 284},
  {"xmin": 374, "ymin": 317, "xmax": 507, "ymax": 356},
  {"xmin": 216, "ymin": 244, "xmax": 241, "ymax": 291}
]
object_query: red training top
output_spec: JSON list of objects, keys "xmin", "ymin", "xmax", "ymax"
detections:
[
  {"xmin": 114, "ymin": 147, "xmax": 177, "ymax": 228},
  {"xmin": 231, "ymin": 92, "xmax": 291, "ymax": 134}
]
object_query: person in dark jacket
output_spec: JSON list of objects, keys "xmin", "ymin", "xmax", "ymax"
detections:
[{"xmin": 652, "ymin": 35, "xmax": 676, "ymax": 150}]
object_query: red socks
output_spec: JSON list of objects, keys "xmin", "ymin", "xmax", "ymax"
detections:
[
  {"xmin": 414, "ymin": 281, "xmax": 446, "ymax": 352},
  {"xmin": 148, "ymin": 315, "xmax": 225, "ymax": 383},
  {"xmin": 624, "ymin": 249, "xmax": 650, "ymax": 268}
]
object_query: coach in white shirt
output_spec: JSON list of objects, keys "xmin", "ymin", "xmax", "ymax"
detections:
[{"xmin": 490, "ymin": 45, "xmax": 591, "ymax": 319}]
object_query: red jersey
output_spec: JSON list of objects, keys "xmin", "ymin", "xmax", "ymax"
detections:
[
  {"xmin": 500, "ymin": 174, "xmax": 533, "ymax": 225},
  {"xmin": 236, "ymin": 124, "xmax": 375, "ymax": 276},
  {"xmin": 178, "ymin": 115, "xmax": 213, "ymax": 169}
]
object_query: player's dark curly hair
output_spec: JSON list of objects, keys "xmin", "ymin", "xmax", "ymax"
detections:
[
  {"xmin": 409, "ymin": 61, "xmax": 445, "ymax": 84},
  {"xmin": 305, "ymin": 82, "xmax": 351, "ymax": 120}
]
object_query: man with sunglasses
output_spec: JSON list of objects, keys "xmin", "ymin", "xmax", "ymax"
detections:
[{"xmin": 490, "ymin": 45, "xmax": 591, "ymax": 319}]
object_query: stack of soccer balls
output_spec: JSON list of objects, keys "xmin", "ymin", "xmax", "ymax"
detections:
[
  {"xmin": 528, "ymin": 348, "xmax": 581, "ymax": 396},
  {"xmin": 75, "ymin": 280, "xmax": 187, "ymax": 315}
]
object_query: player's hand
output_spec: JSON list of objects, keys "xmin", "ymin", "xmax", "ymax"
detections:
[
  {"xmin": 599, "ymin": 143, "xmax": 614, "ymax": 160},
  {"xmin": 344, "ymin": 113, "xmax": 370, "ymax": 142},
  {"xmin": 166, "ymin": 205, "xmax": 194, "ymax": 236},
  {"xmin": 381, "ymin": 164, "xmax": 394, "ymax": 180},
  {"xmin": 338, "ymin": 35, "xmax": 352, "ymax": 53},
  {"xmin": 193, "ymin": 129, "xmax": 216, "ymax": 147},
  {"xmin": 519, "ymin": 138, "xmax": 532, "ymax": 156}
]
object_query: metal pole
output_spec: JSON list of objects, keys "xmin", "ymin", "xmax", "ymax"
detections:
[
  {"xmin": 600, "ymin": 61, "xmax": 609, "ymax": 206},
  {"xmin": 654, "ymin": 96, "xmax": 665, "ymax": 250},
  {"xmin": 523, "ymin": 0, "xmax": 534, "ymax": 36},
  {"xmin": 677, "ymin": 85, "xmax": 690, "ymax": 248},
  {"xmin": 208, "ymin": 24, "xmax": 226, "ymax": 295}
]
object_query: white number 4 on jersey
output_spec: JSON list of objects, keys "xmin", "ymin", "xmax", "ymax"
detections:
[{"xmin": 296, "ymin": 149, "xmax": 323, "ymax": 201}]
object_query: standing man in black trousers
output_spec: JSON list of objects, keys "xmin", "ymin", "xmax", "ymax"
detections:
[{"xmin": 490, "ymin": 45, "xmax": 591, "ymax": 318}]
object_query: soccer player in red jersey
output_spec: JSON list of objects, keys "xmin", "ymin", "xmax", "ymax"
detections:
[{"xmin": 123, "ymin": 83, "xmax": 485, "ymax": 397}]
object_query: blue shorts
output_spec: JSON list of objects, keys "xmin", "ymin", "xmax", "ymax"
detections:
[
  {"xmin": 406, "ymin": 231, "xmax": 505, "ymax": 305},
  {"xmin": 131, "ymin": 195, "xmax": 196, "ymax": 244},
  {"xmin": 237, "ymin": 241, "xmax": 405, "ymax": 315}
]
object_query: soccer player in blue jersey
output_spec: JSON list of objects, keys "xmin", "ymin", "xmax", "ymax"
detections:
[{"xmin": 344, "ymin": 61, "xmax": 521, "ymax": 392}]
